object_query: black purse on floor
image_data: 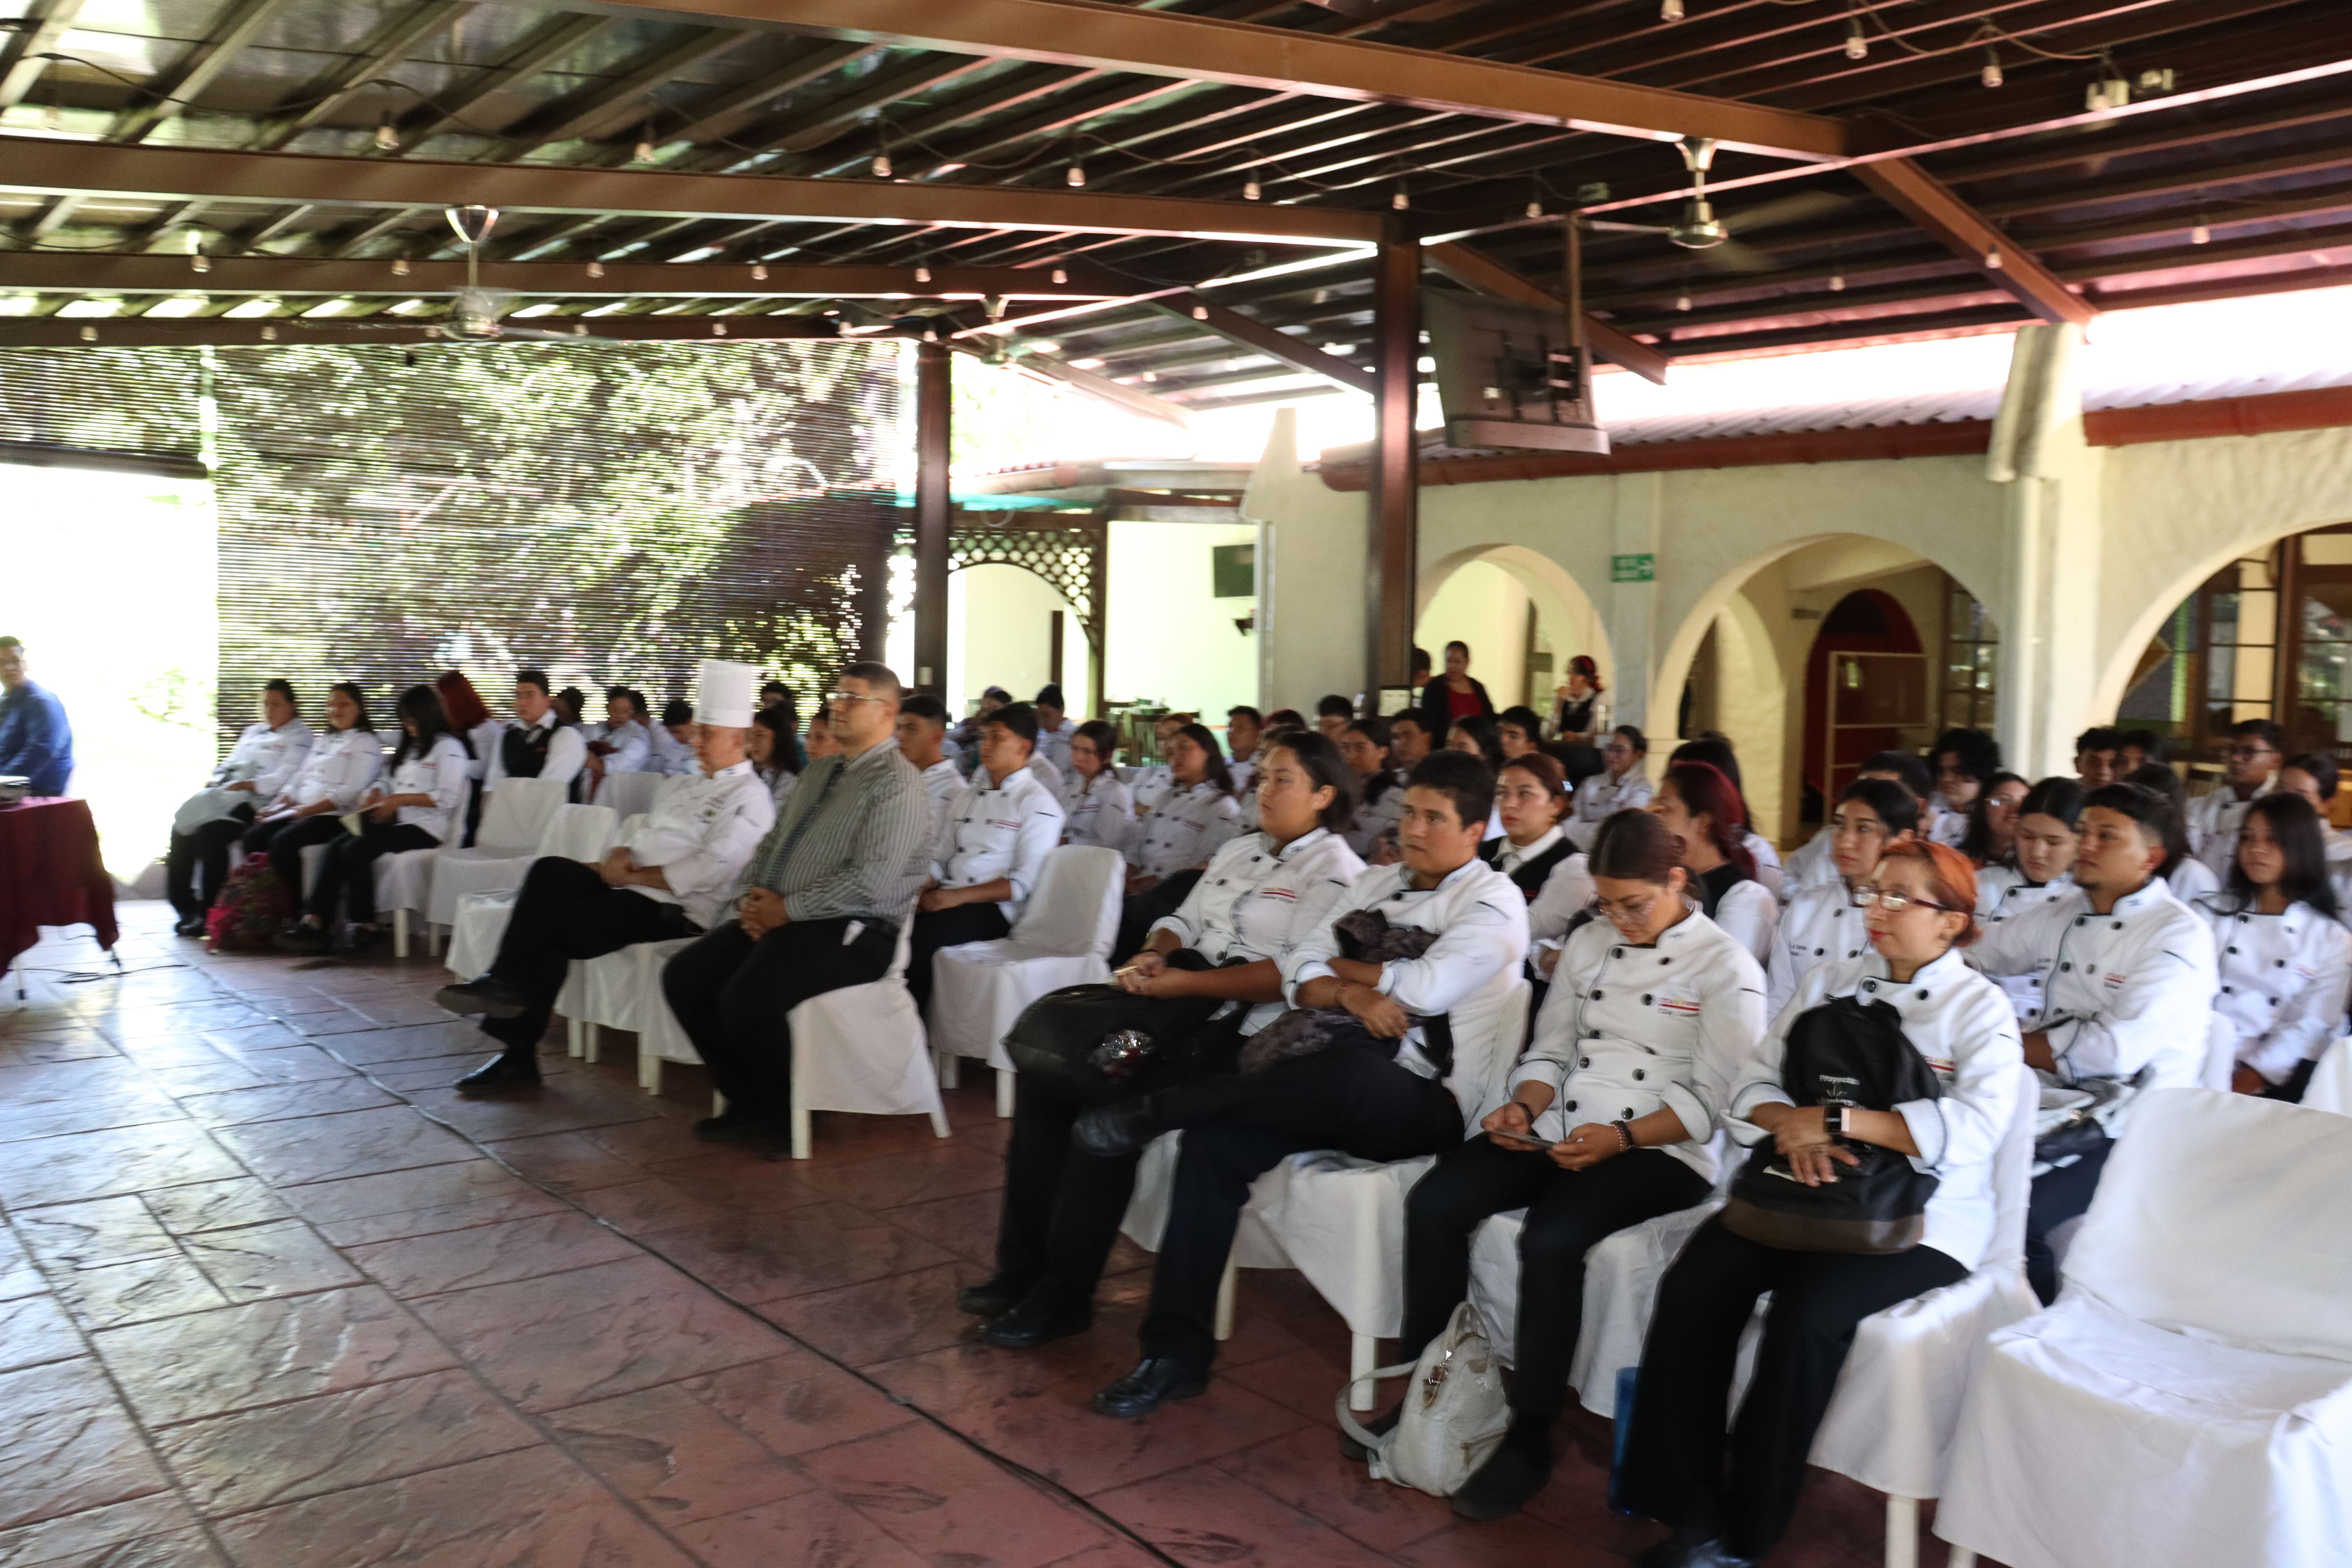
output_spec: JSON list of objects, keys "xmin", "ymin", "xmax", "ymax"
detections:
[{"xmin": 1720, "ymin": 994, "xmax": 1944, "ymax": 1255}]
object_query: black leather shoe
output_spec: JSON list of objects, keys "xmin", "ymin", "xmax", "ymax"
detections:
[
  {"xmin": 454, "ymin": 1052, "xmax": 541, "ymax": 1093},
  {"xmin": 1091, "ymin": 1357, "xmax": 1208, "ymax": 1419},
  {"xmin": 1071, "ymin": 1098, "xmax": 1160, "ymax": 1158},
  {"xmin": 980, "ymin": 1291, "xmax": 1092, "ymax": 1349},
  {"xmin": 172, "ymin": 914, "xmax": 208, "ymax": 938},
  {"xmin": 274, "ymin": 924, "xmax": 330, "ymax": 955},
  {"xmin": 955, "ymin": 1275, "xmax": 1031, "ymax": 1318},
  {"xmin": 436, "ymin": 975, "xmax": 528, "ymax": 1020},
  {"xmin": 1337, "ymin": 1405, "xmax": 1400, "ymax": 1461},
  {"xmin": 1448, "ymin": 1422, "xmax": 1553, "ymax": 1520},
  {"xmin": 692, "ymin": 1111, "xmax": 765, "ymax": 1145},
  {"xmin": 1631, "ymin": 1531, "xmax": 1756, "ymax": 1568}
]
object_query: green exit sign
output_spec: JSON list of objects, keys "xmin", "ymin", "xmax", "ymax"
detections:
[{"xmin": 1611, "ymin": 553, "xmax": 1655, "ymax": 583}]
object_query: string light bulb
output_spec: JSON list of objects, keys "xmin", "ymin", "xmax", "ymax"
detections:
[
  {"xmin": 79, "ymin": 324, "xmax": 97, "ymax": 341},
  {"xmin": 1192, "ymin": 304, "xmax": 1209, "ymax": 320},
  {"xmin": 1828, "ymin": 271, "xmax": 1845, "ymax": 292},
  {"xmin": 1660, "ymin": 0, "xmax": 1684, "ymax": 18},
  {"xmin": 1980, "ymin": 49, "xmax": 2004, "ymax": 88},
  {"xmin": 1983, "ymin": 245, "xmax": 2004, "ymax": 270},
  {"xmin": 1051, "ymin": 267, "xmax": 1068, "ymax": 284},
  {"xmin": 190, "ymin": 252, "xmax": 211, "ymax": 274},
  {"xmin": 1243, "ymin": 175, "xmax": 1261, "ymax": 201},
  {"xmin": 635, "ymin": 138, "xmax": 656, "ymax": 163},
  {"xmin": 711, "ymin": 321, "xmax": 728, "ymax": 337},
  {"xmin": 872, "ymin": 151, "xmax": 892, "ymax": 178},
  {"xmin": 914, "ymin": 263, "xmax": 932, "ymax": 283},
  {"xmin": 1391, "ymin": 183, "xmax": 1410, "ymax": 210},
  {"xmin": 750, "ymin": 263, "xmax": 767, "ymax": 280},
  {"xmin": 1065, "ymin": 160, "xmax": 1086, "ymax": 187},
  {"xmin": 259, "ymin": 325, "xmax": 278, "ymax": 341},
  {"xmin": 2190, "ymin": 221, "xmax": 2210, "ymax": 245},
  {"xmin": 1844, "ymin": 18, "xmax": 1868, "ymax": 59},
  {"xmin": 1676, "ymin": 291, "xmax": 1692, "ymax": 312},
  {"xmin": 374, "ymin": 117, "xmax": 398, "ymax": 152},
  {"xmin": 1525, "ymin": 198, "xmax": 1543, "ymax": 220}
]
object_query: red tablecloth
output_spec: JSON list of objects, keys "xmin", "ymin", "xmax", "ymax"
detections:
[{"xmin": 0, "ymin": 797, "xmax": 118, "ymax": 971}]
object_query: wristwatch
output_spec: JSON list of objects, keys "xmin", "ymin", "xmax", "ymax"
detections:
[{"xmin": 1836, "ymin": 1106, "xmax": 1856, "ymax": 1137}]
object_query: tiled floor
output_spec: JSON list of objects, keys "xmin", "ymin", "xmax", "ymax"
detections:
[{"xmin": 0, "ymin": 905, "xmax": 1980, "ymax": 1568}]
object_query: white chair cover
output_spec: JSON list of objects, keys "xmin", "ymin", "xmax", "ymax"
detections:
[
  {"xmin": 2301, "ymin": 1036, "xmax": 2351, "ymax": 1116},
  {"xmin": 1938, "ymin": 1089, "xmax": 2352, "ymax": 1568},
  {"xmin": 631, "ymin": 936, "xmax": 704, "ymax": 1088},
  {"xmin": 595, "ymin": 769, "xmax": 666, "ymax": 817},
  {"xmin": 788, "ymin": 912, "xmax": 950, "ymax": 1150},
  {"xmin": 927, "ymin": 845, "xmax": 1126, "ymax": 1073},
  {"xmin": 374, "ymin": 779, "xmax": 484, "ymax": 953},
  {"xmin": 446, "ymin": 891, "xmax": 515, "ymax": 980},
  {"xmin": 441, "ymin": 806, "xmax": 618, "ymax": 979},
  {"xmin": 2200, "ymin": 1010, "xmax": 2237, "ymax": 1091},
  {"xmin": 426, "ymin": 785, "xmax": 599, "ymax": 927}
]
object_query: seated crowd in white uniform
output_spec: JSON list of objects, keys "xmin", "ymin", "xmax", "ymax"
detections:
[{"xmin": 164, "ymin": 646, "xmax": 2349, "ymax": 1568}]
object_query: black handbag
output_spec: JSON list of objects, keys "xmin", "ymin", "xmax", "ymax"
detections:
[
  {"xmin": 1719, "ymin": 994, "xmax": 1944, "ymax": 1255},
  {"xmin": 1002, "ymin": 951, "xmax": 1236, "ymax": 1105}
]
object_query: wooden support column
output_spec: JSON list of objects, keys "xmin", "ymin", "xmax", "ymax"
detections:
[
  {"xmin": 1366, "ymin": 212, "xmax": 1421, "ymax": 701},
  {"xmin": 913, "ymin": 338, "xmax": 952, "ymax": 695}
]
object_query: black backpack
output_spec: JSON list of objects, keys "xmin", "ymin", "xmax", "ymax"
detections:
[{"xmin": 1720, "ymin": 993, "xmax": 1944, "ymax": 1254}]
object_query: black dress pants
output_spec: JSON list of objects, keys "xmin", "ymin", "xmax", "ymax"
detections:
[
  {"xmin": 240, "ymin": 813, "xmax": 347, "ymax": 900},
  {"xmin": 303, "ymin": 820, "xmax": 437, "ymax": 926},
  {"xmin": 907, "ymin": 902, "xmax": 1011, "ymax": 1017},
  {"xmin": 1115, "ymin": 868, "xmax": 1204, "ymax": 963},
  {"xmin": 1138, "ymin": 1045, "xmax": 1463, "ymax": 1372},
  {"xmin": 166, "ymin": 805, "xmax": 256, "ymax": 917},
  {"xmin": 1617, "ymin": 1216, "xmax": 1967, "ymax": 1561},
  {"xmin": 995, "ymin": 1009, "xmax": 1245, "ymax": 1310},
  {"xmin": 2025, "ymin": 1133, "xmax": 2112, "ymax": 1304},
  {"xmin": 477, "ymin": 857, "xmax": 692, "ymax": 1053},
  {"xmin": 1401, "ymin": 1138, "xmax": 1710, "ymax": 1419},
  {"xmin": 661, "ymin": 914, "xmax": 898, "ymax": 1124}
]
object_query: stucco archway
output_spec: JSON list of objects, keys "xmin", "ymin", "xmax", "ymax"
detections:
[{"xmin": 1416, "ymin": 543, "xmax": 1613, "ymax": 709}]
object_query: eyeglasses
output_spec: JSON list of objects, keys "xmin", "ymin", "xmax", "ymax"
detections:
[
  {"xmin": 1850, "ymin": 887, "xmax": 1962, "ymax": 915},
  {"xmin": 825, "ymin": 690, "xmax": 886, "ymax": 708},
  {"xmin": 2227, "ymin": 746, "xmax": 2278, "ymax": 761},
  {"xmin": 1584, "ymin": 892, "xmax": 1662, "ymax": 923}
]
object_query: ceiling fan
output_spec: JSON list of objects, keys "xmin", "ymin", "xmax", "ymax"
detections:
[
  {"xmin": 1581, "ymin": 137, "xmax": 1853, "ymax": 272},
  {"xmin": 430, "ymin": 206, "xmax": 590, "ymax": 342}
]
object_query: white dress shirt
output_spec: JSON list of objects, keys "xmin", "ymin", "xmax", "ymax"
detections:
[
  {"xmin": 2187, "ymin": 780, "xmax": 2271, "ymax": 877},
  {"xmin": 1734, "ymin": 948, "xmax": 2024, "ymax": 1269},
  {"xmin": 213, "ymin": 718, "xmax": 315, "ymax": 800},
  {"xmin": 935, "ymin": 764, "xmax": 1066, "ymax": 920},
  {"xmin": 1492, "ymin": 828, "xmax": 1595, "ymax": 946},
  {"xmin": 1517, "ymin": 907, "xmax": 1765, "ymax": 1179},
  {"xmin": 463, "ymin": 719, "xmax": 505, "ymax": 782},
  {"xmin": 1036, "ymin": 718, "xmax": 1076, "ymax": 775},
  {"xmin": 1968, "ymin": 880, "xmax": 2219, "ymax": 1086},
  {"xmin": 917, "ymin": 757, "xmax": 964, "ymax": 842},
  {"xmin": 381, "ymin": 733, "xmax": 472, "ymax": 842},
  {"xmin": 1150, "ymin": 826, "xmax": 1365, "ymax": 1034},
  {"xmin": 1767, "ymin": 879, "xmax": 1872, "ymax": 1018},
  {"xmin": 591, "ymin": 719, "xmax": 653, "ymax": 775},
  {"xmin": 1059, "ymin": 769, "xmax": 1136, "ymax": 851},
  {"xmin": 1564, "ymin": 768, "xmax": 1653, "ymax": 852},
  {"xmin": 485, "ymin": 719, "xmax": 586, "ymax": 789},
  {"xmin": 620, "ymin": 759, "xmax": 777, "ymax": 931},
  {"xmin": 271, "ymin": 727, "xmax": 383, "ymax": 813},
  {"xmin": 1129, "ymin": 781, "xmax": 1242, "ymax": 880},
  {"xmin": 1283, "ymin": 857, "xmax": 1531, "ymax": 1080},
  {"xmin": 2194, "ymin": 893, "xmax": 2352, "ymax": 1085}
]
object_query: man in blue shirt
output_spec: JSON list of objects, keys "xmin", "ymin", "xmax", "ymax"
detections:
[{"xmin": 0, "ymin": 637, "xmax": 73, "ymax": 797}]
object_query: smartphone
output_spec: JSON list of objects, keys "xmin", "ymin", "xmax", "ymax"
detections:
[{"xmin": 1487, "ymin": 1128, "xmax": 1553, "ymax": 1150}]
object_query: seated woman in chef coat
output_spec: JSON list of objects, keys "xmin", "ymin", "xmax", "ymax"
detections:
[
  {"xmin": 1396, "ymin": 809, "xmax": 1764, "ymax": 1520},
  {"xmin": 2272, "ymin": 751, "xmax": 2352, "ymax": 922},
  {"xmin": 1058, "ymin": 719, "xmax": 1136, "ymax": 851},
  {"xmin": 1668, "ymin": 737, "xmax": 1786, "ymax": 902},
  {"xmin": 1648, "ymin": 759, "xmax": 1778, "ymax": 968},
  {"xmin": 1338, "ymin": 715, "xmax": 1405, "ymax": 862},
  {"xmin": 1955, "ymin": 770, "xmax": 2028, "ymax": 869},
  {"xmin": 1767, "ymin": 778, "xmax": 1918, "ymax": 1017},
  {"xmin": 2194, "ymin": 791, "xmax": 2352, "ymax": 1103},
  {"xmin": 1974, "ymin": 777, "xmax": 2083, "ymax": 926},
  {"xmin": 1776, "ymin": 750, "xmax": 1932, "ymax": 905},
  {"xmin": 165, "ymin": 679, "xmax": 315, "ymax": 935},
  {"xmin": 1485, "ymin": 751, "xmax": 1592, "ymax": 984},
  {"xmin": 1566, "ymin": 725, "xmax": 1651, "ymax": 852},
  {"xmin": 239, "ymin": 681, "xmax": 383, "ymax": 876}
]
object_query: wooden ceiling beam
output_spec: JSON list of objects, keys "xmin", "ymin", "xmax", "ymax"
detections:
[
  {"xmin": 1850, "ymin": 158, "xmax": 2095, "ymax": 326},
  {"xmin": 0, "ymin": 315, "xmax": 844, "ymax": 347}
]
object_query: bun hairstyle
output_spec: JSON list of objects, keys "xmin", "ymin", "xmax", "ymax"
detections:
[
  {"xmin": 1875, "ymin": 840, "xmax": 1982, "ymax": 947},
  {"xmin": 1590, "ymin": 807, "xmax": 1683, "ymax": 884}
]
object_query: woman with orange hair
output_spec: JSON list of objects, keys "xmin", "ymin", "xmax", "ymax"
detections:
[{"xmin": 434, "ymin": 670, "xmax": 501, "ymax": 844}]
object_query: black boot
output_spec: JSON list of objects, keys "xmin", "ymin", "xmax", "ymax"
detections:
[
  {"xmin": 1449, "ymin": 1413, "xmax": 1554, "ymax": 1521},
  {"xmin": 979, "ymin": 1287, "xmax": 1092, "ymax": 1349},
  {"xmin": 454, "ymin": 1049, "xmax": 541, "ymax": 1093},
  {"xmin": 1091, "ymin": 1357, "xmax": 1209, "ymax": 1418},
  {"xmin": 436, "ymin": 974, "xmax": 529, "ymax": 1019},
  {"xmin": 692, "ymin": 1109, "xmax": 766, "ymax": 1145}
]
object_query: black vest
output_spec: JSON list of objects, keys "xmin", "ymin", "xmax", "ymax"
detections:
[
  {"xmin": 500, "ymin": 720, "xmax": 561, "ymax": 779},
  {"xmin": 1482, "ymin": 837, "xmax": 1577, "ymax": 902}
]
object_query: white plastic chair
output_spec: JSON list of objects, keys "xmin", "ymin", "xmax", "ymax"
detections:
[
  {"xmin": 1937, "ymin": 1089, "xmax": 2352, "ymax": 1568},
  {"xmin": 442, "ymin": 804, "xmax": 619, "ymax": 980},
  {"xmin": 632, "ymin": 935, "xmax": 705, "ymax": 1096},
  {"xmin": 2303, "ymin": 1035, "xmax": 2352, "ymax": 1114},
  {"xmin": 424, "ymin": 777, "xmax": 570, "ymax": 930},
  {"xmin": 927, "ymin": 845, "xmax": 1125, "ymax": 1118},
  {"xmin": 595, "ymin": 769, "xmax": 666, "ymax": 818},
  {"xmin": 787, "ymin": 909, "xmax": 949, "ymax": 1157}
]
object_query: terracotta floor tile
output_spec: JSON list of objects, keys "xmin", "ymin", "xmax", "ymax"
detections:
[
  {"xmin": 145, "ymin": 1045, "xmax": 358, "ymax": 1097},
  {"xmin": 618, "ymin": 1152, "xmax": 829, "ymax": 1213},
  {"xmin": 0, "ymin": 1058, "xmax": 156, "ymax": 1108},
  {"xmin": 946, "ymin": 1366, "xmax": 1313, "ymax": 1500},
  {"xmin": 199, "ymin": 1022, "xmax": 312, "ymax": 1053},
  {"xmin": 0, "ymin": 1123, "xmax": 244, "ymax": 1209},
  {"xmin": 408, "ymin": 1255, "xmax": 785, "ymax": 1413},
  {"xmin": 212, "ymin": 1106, "xmax": 477, "ymax": 1189},
  {"xmin": 346, "ymin": 1209, "xmax": 641, "ymax": 1297},
  {"xmin": 210, "ymin": 1444, "xmax": 693, "ymax": 1568},
  {"xmin": 0, "ymin": 1293, "xmax": 84, "ymax": 1374},
  {"xmin": 478, "ymin": 1131, "xmax": 648, "ymax": 1194},
  {"xmin": 50, "ymin": 1252, "xmax": 234, "ymax": 1330},
  {"xmin": 155, "ymin": 1368, "xmax": 539, "ymax": 1518},
  {"xmin": 549, "ymin": 1380, "xmax": 816, "ymax": 1525},
  {"xmin": 570, "ymin": 1176, "xmax": 733, "ymax": 1235},
  {"xmin": 172, "ymin": 1077, "xmax": 401, "ymax": 1129},
  {"xmin": 15, "ymin": 1196, "xmax": 178, "ymax": 1272},
  {"xmin": 797, "ymin": 1420, "xmax": 1115, "ymax": 1568},
  {"xmin": 636, "ymin": 1202, "xmax": 955, "ymax": 1307},
  {"xmin": 0, "ymin": 1359, "xmax": 171, "ymax": 1532},
  {"xmin": 0, "ymin": 1493, "xmax": 215, "ymax": 1568},
  {"xmin": 1209, "ymin": 1431, "xmax": 1455, "ymax": 1555},
  {"xmin": 1221, "ymin": 1345, "xmax": 1366, "ymax": 1425},
  {"xmin": 276, "ymin": 1158, "xmax": 561, "ymax": 1239},
  {"xmin": 313, "ymin": 1021, "xmax": 498, "ymax": 1066},
  {"xmin": 138, "ymin": 1178, "xmax": 292, "ymax": 1237},
  {"xmin": 756, "ymin": 1261, "xmax": 986, "ymax": 1369},
  {"xmin": 1091, "ymin": 1460, "xmax": 1402, "ymax": 1568},
  {"xmin": 94, "ymin": 1285, "xmax": 457, "ymax": 1426},
  {"xmin": 400, "ymin": 1082, "xmax": 665, "ymax": 1144},
  {"xmin": 670, "ymin": 1488, "xmax": 928, "ymax": 1568},
  {"xmin": 789, "ymin": 1140, "xmax": 1009, "ymax": 1212},
  {"xmin": 0, "ymin": 1091, "xmax": 181, "ymax": 1149},
  {"xmin": 872, "ymin": 1188, "xmax": 1005, "ymax": 1265},
  {"xmin": 1034, "ymin": 1538, "xmax": 1171, "ymax": 1568},
  {"xmin": 867, "ymin": 1331, "xmax": 1143, "ymax": 1421},
  {"xmin": 180, "ymin": 1219, "xmax": 365, "ymax": 1301},
  {"xmin": 1388, "ymin": 1507, "xmax": 1632, "ymax": 1568},
  {"xmin": 680, "ymin": 1356, "xmax": 917, "ymax": 1458}
]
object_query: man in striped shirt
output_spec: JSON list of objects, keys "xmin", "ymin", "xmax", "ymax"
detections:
[{"xmin": 660, "ymin": 661, "xmax": 935, "ymax": 1160}]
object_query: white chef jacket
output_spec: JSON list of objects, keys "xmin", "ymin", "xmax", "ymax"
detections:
[
  {"xmin": 935, "ymin": 764, "xmax": 1065, "ymax": 920},
  {"xmin": 1564, "ymin": 769, "xmax": 1652, "ymax": 852},
  {"xmin": 2194, "ymin": 893, "xmax": 2352, "ymax": 1085},
  {"xmin": 591, "ymin": 719, "xmax": 654, "ymax": 775},
  {"xmin": 2166, "ymin": 854, "xmax": 2220, "ymax": 906},
  {"xmin": 1036, "ymin": 718, "xmax": 1076, "ymax": 776},
  {"xmin": 378, "ymin": 733, "xmax": 472, "ymax": 841},
  {"xmin": 2188, "ymin": 779, "xmax": 2271, "ymax": 877},
  {"xmin": 1127, "ymin": 764, "xmax": 1174, "ymax": 817},
  {"xmin": 1150, "ymin": 826, "xmax": 1364, "ymax": 1034},
  {"xmin": 1026, "ymin": 753, "xmax": 1063, "ymax": 796},
  {"xmin": 1129, "ymin": 781, "xmax": 1242, "ymax": 880},
  {"xmin": 916, "ymin": 757, "xmax": 964, "ymax": 841},
  {"xmin": 1059, "ymin": 769, "xmax": 1136, "ymax": 851},
  {"xmin": 1968, "ymin": 880, "xmax": 2218, "ymax": 1086},
  {"xmin": 2323, "ymin": 828, "xmax": 2352, "ymax": 932},
  {"xmin": 1492, "ymin": 828, "xmax": 1595, "ymax": 947},
  {"xmin": 463, "ymin": 719, "xmax": 505, "ymax": 782},
  {"xmin": 1779, "ymin": 827, "xmax": 1840, "ymax": 905},
  {"xmin": 1744, "ymin": 831, "xmax": 1786, "ymax": 902},
  {"xmin": 1283, "ymin": 857, "xmax": 1530, "ymax": 1081},
  {"xmin": 1974, "ymin": 865, "xmax": 2075, "ymax": 925},
  {"xmin": 485, "ymin": 720, "xmax": 586, "ymax": 790},
  {"xmin": 1228, "ymin": 755, "xmax": 1257, "ymax": 796},
  {"xmin": 1345, "ymin": 774, "xmax": 1406, "ymax": 860},
  {"xmin": 1767, "ymin": 879, "xmax": 1872, "ymax": 1019},
  {"xmin": 1927, "ymin": 808, "xmax": 1970, "ymax": 849},
  {"xmin": 213, "ymin": 718, "xmax": 314, "ymax": 800},
  {"xmin": 1702, "ymin": 866, "xmax": 1780, "ymax": 971},
  {"xmin": 1734, "ymin": 949, "xmax": 2024, "ymax": 1269},
  {"xmin": 271, "ymin": 727, "xmax": 383, "ymax": 813},
  {"xmin": 1517, "ymin": 907, "xmax": 1764, "ymax": 1180},
  {"xmin": 619, "ymin": 759, "xmax": 776, "ymax": 931}
]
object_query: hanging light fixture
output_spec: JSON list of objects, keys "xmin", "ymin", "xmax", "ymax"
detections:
[
  {"xmin": 1845, "ymin": 18, "xmax": 1869, "ymax": 59},
  {"xmin": 751, "ymin": 263, "xmax": 768, "ymax": 280},
  {"xmin": 872, "ymin": 149, "xmax": 892, "ymax": 179},
  {"xmin": 914, "ymin": 262, "xmax": 932, "ymax": 283},
  {"xmin": 1676, "ymin": 290, "xmax": 1692, "ymax": 311},
  {"xmin": 1392, "ymin": 183, "xmax": 1410, "ymax": 210},
  {"xmin": 1051, "ymin": 267, "xmax": 1068, "ymax": 284},
  {"xmin": 1980, "ymin": 48, "xmax": 2004, "ymax": 88},
  {"xmin": 374, "ymin": 116, "xmax": 399, "ymax": 152},
  {"xmin": 190, "ymin": 252, "xmax": 211, "ymax": 274},
  {"xmin": 1660, "ymin": 0, "xmax": 1685, "ymax": 18},
  {"xmin": 586, "ymin": 260, "xmax": 604, "ymax": 278},
  {"xmin": 1829, "ymin": 270, "xmax": 1845, "ymax": 292},
  {"xmin": 2190, "ymin": 220, "xmax": 2211, "ymax": 245},
  {"xmin": 1983, "ymin": 245, "xmax": 2004, "ymax": 270},
  {"xmin": 1065, "ymin": 160, "xmax": 1086, "ymax": 187},
  {"xmin": 635, "ymin": 136, "xmax": 657, "ymax": 163},
  {"xmin": 1243, "ymin": 175, "xmax": 1261, "ymax": 201},
  {"xmin": 1192, "ymin": 304, "xmax": 1209, "ymax": 320}
]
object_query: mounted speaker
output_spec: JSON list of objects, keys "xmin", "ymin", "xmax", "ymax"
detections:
[{"xmin": 1421, "ymin": 288, "xmax": 1609, "ymax": 455}]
